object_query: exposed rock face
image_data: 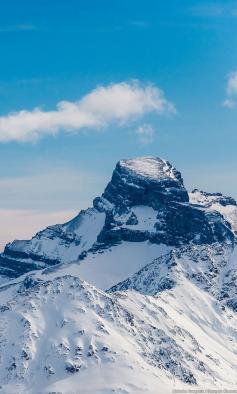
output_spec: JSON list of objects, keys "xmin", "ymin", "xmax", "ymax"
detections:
[
  {"xmin": 0, "ymin": 156, "xmax": 235, "ymax": 280},
  {"xmin": 94, "ymin": 157, "xmax": 234, "ymax": 247},
  {"xmin": 189, "ymin": 189, "xmax": 237, "ymax": 233},
  {"xmin": 98, "ymin": 157, "xmax": 189, "ymax": 209},
  {"xmin": 190, "ymin": 189, "xmax": 237, "ymax": 208},
  {"xmin": 95, "ymin": 200, "xmax": 233, "ymax": 247}
]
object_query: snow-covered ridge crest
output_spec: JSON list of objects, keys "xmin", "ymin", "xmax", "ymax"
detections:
[
  {"xmin": 190, "ymin": 189, "xmax": 237, "ymax": 232},
  {"xmin": 119, "ymin": 156, "xmax": 181, "ymax": 181}
]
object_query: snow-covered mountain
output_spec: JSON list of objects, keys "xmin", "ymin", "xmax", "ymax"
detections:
[
  {"xmin": 0, "ymin": 157, "xmax": 233, "ymax": 281},
  {"xmin": 1, "ymin": 156, "xmax": 237, "ymax": 393}
]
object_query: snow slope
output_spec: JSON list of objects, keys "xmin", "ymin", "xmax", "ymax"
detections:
[
  {"xmin": 76, "ymin": 241, "xmax": 169, "ymax": 290},
  {"xmin": 0, "ymin": 208, "xmax": 105, "ymax": 280},
  {"xmin": 0, "ymin": 156, "xmax": 237, "ymax": 393},
  {"xmin": 1, "ymin": 251, "xmax": 237, "ymax": 393}
]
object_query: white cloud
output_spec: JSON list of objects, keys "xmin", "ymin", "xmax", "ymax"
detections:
[
  {"xmin": 0, "ymin": 81, "xmax": 175, "ymax": 142},
  {"xmin": 223, "ymin": 98, "xmax": 236, "ymax": 109},
  {"xmin": 226, "ymin": 71, "xmax": 237, "ymax": 96},
  {"xmin": 223, "ymin": 71, "xmax": 237, "ymax": 108},
  {"xmin": 136, "ymin": 123, "xmax": 155, "ymax": 145}
]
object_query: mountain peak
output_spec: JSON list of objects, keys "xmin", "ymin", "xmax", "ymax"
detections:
[
  {"xmin": 97, "ymin": 156, "xmax": 189, "ymax": 210},
  {"xmin": 1, "ymin": 157, "xmax": 237, "ymax": 392},
  {"xmin": 0, "ymin": 155, "xmax": 235, "ymax": 281},
  {"xmin": 119, "ymin": 156, "xmax": 181, "ymax": 182}
]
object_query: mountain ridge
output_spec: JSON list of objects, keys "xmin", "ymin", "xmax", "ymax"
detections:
[
  {"xmin": 1, "ymin": 156, "xmax": 237, "ymax": 392},
  {"xmin": 0, "ymin": 157, "xmax": 235, "ymax": 281}
]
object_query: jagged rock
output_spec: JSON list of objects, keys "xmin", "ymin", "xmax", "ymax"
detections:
[
  {"xmin": 191, "ymin": 189, "xmax": 237, "ymax": 207},
  {"xmin": 97, "ymin": 157, "xmax": 189, "ymax": 210},
  {"xmin": 65, "ymin": 361, "xmax": 81, "ymax": 373}
]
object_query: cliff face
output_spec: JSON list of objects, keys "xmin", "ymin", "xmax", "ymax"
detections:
[{"xmin": 100, "ymin": 157, "xmax": 189, "ymax": 208}]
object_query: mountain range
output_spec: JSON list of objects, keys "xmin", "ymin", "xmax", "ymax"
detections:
[{"xmin": 0, "ymin": 156, "xmax": 237, "ymax": 393}]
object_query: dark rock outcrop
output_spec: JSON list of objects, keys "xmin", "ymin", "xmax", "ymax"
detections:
[
  {"xmin": 95, "ymin": 158, "xmax": 234, "ymax": 247},
  {"xmin": 94, "ymin": 157, "xmax": 189, "ymax": 211}
]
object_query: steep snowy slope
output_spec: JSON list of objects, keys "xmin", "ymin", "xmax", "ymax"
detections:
[
  {"xmin": 0, "ymin": 208, "xmax": 105, "ymax": 280},
  {"xmin": 1, "ymin": 248, "xmax": 237, "ymax": 393},
  {"xmin": 1, "ymin": 156, "xmax": 237, "ymax": 393},
  {"xmin": 75, "ymin": 241, "xmax": 170, "ymax": 290}
]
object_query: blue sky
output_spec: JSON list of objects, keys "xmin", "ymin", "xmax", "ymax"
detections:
[{"xmin": 1, "ymin": 0, "xmax": 237, "ymax": 248}]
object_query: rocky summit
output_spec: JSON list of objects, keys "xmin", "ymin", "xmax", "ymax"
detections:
[
  {"xmin": 97, "ymin": 156, "xmax": 189, "ymax": 208},
  {"xmin": 1, "ymin": 157, "xmax": 237, "ymax": 392}
]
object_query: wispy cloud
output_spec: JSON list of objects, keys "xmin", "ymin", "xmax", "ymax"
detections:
[
  {"xmin": 0, "ymin": 24, "xmax": 37, "ymax": 33},
  {"xmin": 135, "ymin": 123, "xmax": 155, "ymax": 145},
  {"xmin": 223, "ymin": 71, "xmax": 237, "ymax": 108},
  {"xmin": 0, "ymin": 81, "xmax": 175, "ymax": 142}
]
